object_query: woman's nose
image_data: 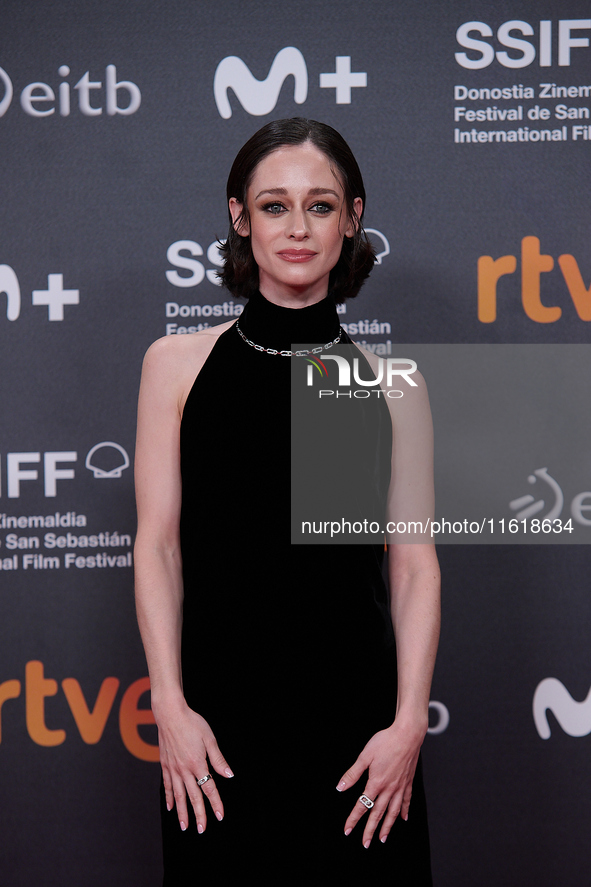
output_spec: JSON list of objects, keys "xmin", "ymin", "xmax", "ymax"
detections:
[{"xmin": 287, "ymin": 207, "xmax": 309, "ymax": 239}]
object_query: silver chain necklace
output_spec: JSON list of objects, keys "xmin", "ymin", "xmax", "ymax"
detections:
[{"xmin": 235, "ymin": 319, "xmax": 342, "ymax": 357}]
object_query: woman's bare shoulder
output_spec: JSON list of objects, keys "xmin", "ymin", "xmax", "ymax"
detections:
[
  {"xmin": 140, "ymin": 320, "xmax": 236, "ymax": 409},
  {"xmin": 143, "ymin": 320, "xmax": 234, "ymax": 370}
]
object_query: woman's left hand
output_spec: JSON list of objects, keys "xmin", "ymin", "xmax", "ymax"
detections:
[{"xmin": 336, "ymin": 720, "xmax": 425, "ymax": 847}]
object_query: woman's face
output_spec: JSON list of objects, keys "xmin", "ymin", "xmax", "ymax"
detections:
[{"xmin": 230, "ymin": 142, "xmax": 362, "ymax": 307}]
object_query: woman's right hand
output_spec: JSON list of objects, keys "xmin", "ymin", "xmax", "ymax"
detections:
[{"xmin": 155, "ymin": 701, "xmax": 234, "ymax": 833}]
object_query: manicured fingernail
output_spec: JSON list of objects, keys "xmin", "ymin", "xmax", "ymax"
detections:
[
  {"xmin": 197, "ymin": 823, "xmax": 204, "ymax": 834},
  {"xmin": 364, "ymin": 840, "xmax": 371, "ymax": 849},
  {"xmin": 216, "ymin": 811, "xmax": 223, "ymax": 821},
  {"xmin": 180, "ymin": 821, "xmax": 187, "ymax": 831},
  {"xmin": 336, "ymin": 781, "xmax": 346, "ymax": 791},
  {"xmin": 225, "ymin": 768, "xmax": 234, "ymax": 778},
  {"xmin": 166, "ymin": 803, "xmax": 172, "ymax": 812},
  {"xmin": 404, "ymin": 813, "xmax": 409, "ymax": 821},
  {"xmin": 345, "ymin": 828, "xmax": 352, "ymax": 836},
  {"xmin": 381, "ymin": 835, "xmax": 388, "ymax": 844}
]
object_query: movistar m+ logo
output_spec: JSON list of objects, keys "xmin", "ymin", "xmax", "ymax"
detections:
[
  {"xmin": 214, "ymin": 47, "xmax": 367, "ymax": 119},
  {"xmin": 534, "ymin": 677, "xmax": 591, "ymax": 739}
]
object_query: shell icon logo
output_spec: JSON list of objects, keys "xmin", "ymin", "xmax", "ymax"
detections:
[
  {"xmin": 85, "ymin": 442, "xmax": 130, "ymax": 479},
  {"xmin": 365, "ymin": 229, "xmax": 390, "ymax": 265}
]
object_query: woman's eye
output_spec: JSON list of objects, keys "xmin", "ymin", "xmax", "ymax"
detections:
[
  {"xmin": 263, "ymin": 202, "xmax": 285, "ymax": 214},
  {"xmin": 310, "ymin": 202, "xmax": 333, "ymax": 215}
]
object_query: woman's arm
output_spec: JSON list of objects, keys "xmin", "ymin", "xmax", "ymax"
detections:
[
  {"xmin": 336, "ymin": 362, "xmax": 441, "ymax": 847},
  {"xmin": 388, "ymin": 544, "xmax": 440, "ymax": 746},
  {"xmin": 385, "ymin": 366, "xmax": 440, "ymax": 735},
  {"xmin": 134, "ymin": 331, "xmax": 234, "ymax": 834}
]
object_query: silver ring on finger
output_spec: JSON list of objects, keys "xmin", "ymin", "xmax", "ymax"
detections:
[
  {"xmin": 359, "ymin": 794, "xmax": 374, "ymax": 809},
  {"xmin": 197, "ymin": 774, "xmax": 212, "ymax": 787}
]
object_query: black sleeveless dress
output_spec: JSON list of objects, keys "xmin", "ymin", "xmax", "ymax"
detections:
[{"xmin": 161, "ymin": 292, "xmax": 432, "ymax": 885}]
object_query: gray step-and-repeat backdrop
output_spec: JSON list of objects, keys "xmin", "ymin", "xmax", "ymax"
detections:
[{"xmin": 1, "ymin": 1, "xmax": 590, "ymax": 883}]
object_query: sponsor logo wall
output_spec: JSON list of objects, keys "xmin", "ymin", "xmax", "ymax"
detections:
[{"xmin": 1, "ymin": 1, "xmax": 589, "ymax": 884}]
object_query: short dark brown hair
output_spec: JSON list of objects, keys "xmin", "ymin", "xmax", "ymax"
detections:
[{"xmin": 218, "ymin": 118, "xmax": 376, "ymax": 302}]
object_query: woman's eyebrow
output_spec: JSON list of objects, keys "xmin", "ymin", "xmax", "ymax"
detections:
[
  {"xmin": 254, "ymin": 187, "xmax": 287, "ymax": 200},
  {"xmin": 308, "ymin": 187, "xmax": 340, "ymax": 197},
  {"xmin": 254, "ymin": 186, "xmax": 340, "ymax": 200}
]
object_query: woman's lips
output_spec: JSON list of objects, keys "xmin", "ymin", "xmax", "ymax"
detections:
[{"xmin": 277, "ymin": 249, "xmax": 317, "ymax": 262}]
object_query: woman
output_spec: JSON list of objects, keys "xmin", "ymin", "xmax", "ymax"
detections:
[{"xmin": 134, "ymin": 118, "xmax": 440, "ymax": 884}]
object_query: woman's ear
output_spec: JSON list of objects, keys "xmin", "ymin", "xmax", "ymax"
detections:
[
  {"xmin": 229, "ymin": 198, "xmax": 249, "ymax": 236},
  {"xmin": 344, "ymin": 197, "xmax": 363, "ymax": 238}
]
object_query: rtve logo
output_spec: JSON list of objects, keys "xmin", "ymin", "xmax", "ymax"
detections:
[
  {"xmin": 0, "ymin": 661, "xmax": 156, "ymax": 761},
  {"xmin": 0, "ymin": 64, "xmax": 141, "ymax": 118},
  {"xmin": 456, "ymin": 19, "xmax": 591, "ymax": 69},
  {"xmin": 478, "ymin": 237, "xmax": 591, "ymax": 323},
  {"xmin": 214, "ymin": 46, "xmax": 367, "ymax": 119}
]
